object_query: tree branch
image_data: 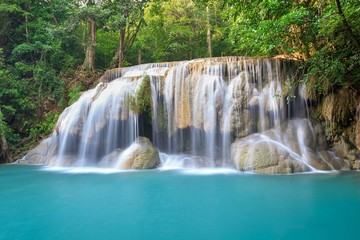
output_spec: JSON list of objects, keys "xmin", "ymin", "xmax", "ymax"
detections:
[
  {"xmin": 334, "ymin": 0, "xmax": 360, "ymax": 50},
  {"xmin": 122, "ymin": 21, "xmax": 142, "ymax": 64}
]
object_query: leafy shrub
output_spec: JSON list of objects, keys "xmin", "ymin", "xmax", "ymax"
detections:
[
  {"xmin": 68, "ymin": 84, "xmax": 85, "ymax": 105},
  {"xmin": 30, "ymin": 112, "xmax": 60, "ymax": 137}
]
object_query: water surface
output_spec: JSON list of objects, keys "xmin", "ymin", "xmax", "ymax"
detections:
[{"xmin": 0, "ymin": 165, "xmax": 359, "ymax": 240}]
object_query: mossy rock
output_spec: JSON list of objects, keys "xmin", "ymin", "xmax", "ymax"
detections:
[
  {"xmin": 231, "ymin": 137, "xmax": 311, "ymax": 174},
  {"xmin": 117, "ymin": 137, "xmax": 160, "ymax": 170}
]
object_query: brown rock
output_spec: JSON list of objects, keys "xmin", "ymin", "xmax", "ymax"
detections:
[
  {"xmin": 231, "ymin": 136, "xmax": 311, "ymax": 174},
  {"xmin": 321, "ymin": 88, "xmax": 357, "ymax": 127},
  {"xmin": 117, "ymin": 137, "xmax": 160, "ymax": 170},
  {"xmin": 356, "ymin": 104, "xmax": 360, "ymax": 151}
]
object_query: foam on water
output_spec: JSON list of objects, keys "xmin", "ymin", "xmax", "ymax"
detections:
[
  {"xmin": 178, "ymin": 168, "xmax": 241, "ymax": 175},
  {"xmin": 39, "ymin": 166, "xmax": 133, "ymax": 174}
]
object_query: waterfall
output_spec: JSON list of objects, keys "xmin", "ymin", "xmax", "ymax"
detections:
[{"xmin": 23, "ymin": 57, "xmax": 346, "ymax": 173}]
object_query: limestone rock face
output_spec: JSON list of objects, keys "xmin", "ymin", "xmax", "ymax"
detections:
[
  {"xmin": 317, "ymin": 150, "xmax": 349, "ymax": 170},
  {"xmin": 311, "ymin": 120, "xmax": 328, "ymax": 150},
  {"xmin": 356, "ymin": 104, "xmax": 360, "ymax": 151},
  {"xmin": 231, "ymin": 136, "xmax": 311, "ymax": 174},
  {"xmin": 117, "ymin": 137, "xmax": 160, "ymax": 170},
  {"xmin": 354, "ymin": 160, "xmax": 360, "ymax": 170},
  {"xmin": 20, "ymin": 136, "xmax": 58, "ymax": 165},
  {"xmin": 321, "ymin": 88, "xmax": 357, "ymax": 127},
  {"xmin": 332, "ymin": 137, "xmax": 360, "ymax": 169}
]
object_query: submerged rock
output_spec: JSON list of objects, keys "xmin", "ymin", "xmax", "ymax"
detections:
[
  {"xmin": 116, "ymin": 137, "xmax": 160, "ymax": 170},
  {"xmin": 160, "ymin": 153, "xmax": 214, "ymax": 169},
  {"xmin": 48, "ymin": 156, "xmax": 77, "ymax": 167},
  {"xmin": 98, "ymin": 148, "xmax": 123, "ymax": 167}
]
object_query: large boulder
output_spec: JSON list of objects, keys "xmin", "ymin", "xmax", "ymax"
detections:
[
  {"xmin": 115, "ymin": 137, "xmax": 160, "ymax": 170},
  {"xmin": 231, "ymin": 136, "xmax": 312, "ymax": 174},
  {"xmin": 231, "ymin": 127, "xmax": 348, "ymax": 174}
]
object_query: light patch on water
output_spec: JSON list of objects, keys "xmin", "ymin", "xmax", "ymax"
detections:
[
  {"xmin": 173, "ymin": 168, "xmax": 240, "ymax": 175},
  {"xmin": 39, "ymin": 166, "xmax": 131, "ymax": 174}
]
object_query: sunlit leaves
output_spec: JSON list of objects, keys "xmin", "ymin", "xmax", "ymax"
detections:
[{"xmin": 226, "ymin": 0, "xmax": 360, "ymax": 91}]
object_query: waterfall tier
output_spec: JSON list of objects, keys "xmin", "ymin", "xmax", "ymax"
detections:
[{"xmin": 22, "ymin": 57, "xmax": 348, "ymax": 174}]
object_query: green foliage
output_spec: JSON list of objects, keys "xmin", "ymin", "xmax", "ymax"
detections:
[
  {"xmin": 226, "ymin": 0, "xmax": 316, "ymax": 57},
  {"xmin": 0, "ymin": 111, "xmax": 21, "ymax": 145},
  {"xmin": 301, "ymin": 0, "xmax": 360, "ymax": 92},
  {"xmin": 0, "ymin": 49, "xmax": 35, "ymax": 123},
  {"xmin": 30, "ymin": 112, "xmax": 60, "ymax": 137},
  {"xmin": 14, "ymin": 61, "xmax": 34, "ymax": 77},
  {"xmin": 131, "ymin": 0, "xmax": 235, "ymax": 64},
  {"xmin": 127, "ymin": 76, "xmax": 152, "ymax": 121},
  {"xmin": 68, "ymin": 84, "xmax": 85, "ymax": 105},
  {"xmin": 0, "ymin": 0, "xmax": 84, "ymax": 149},
  {"xmin": 96, "ymin": 29, "xmax": 118, "ymax": 69},
  {"xmin": 225, "ymin": 0, "xmax": 360, "ymax": 91}
]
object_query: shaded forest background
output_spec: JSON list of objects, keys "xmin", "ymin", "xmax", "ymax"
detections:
[{"xmin": 0, "ymin": 0, "xmax": 359, "ymax": 162}]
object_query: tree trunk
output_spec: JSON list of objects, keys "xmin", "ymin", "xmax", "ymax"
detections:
[
  {"xmin": 206, "ymin": 4, "xmax": 212, "ymax": 58},
  {"xmin": 334, "ymin": 0, "xmax": 360, "ymax": 50},
  {"xmin": 82, "ymin": 20, "xmax": 87, "ymax": 53},
  {"xmin": 110, "ymin": 29, "xmax": 126, "ymax": 68},
  {"xmin": 189, "ymin": 26, "xmax": 193, "ymax": 60},
  {"xmin": 82, "ymin": 17, "xmax": 96, "ymax": 71},
  {"xmin": 0, "ymin": 107, "xmax": 11, "ymax": 163},
  {"xmin": 118, "ymin": 29, "xmax": 125, "ymax": 68},
  {"xmin": 138, "ymin": 49, "xmax": 142, "ymax": 65}
]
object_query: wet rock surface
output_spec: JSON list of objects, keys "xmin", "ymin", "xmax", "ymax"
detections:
[
  {"xmin": 231, "ymin": 135, "xmax": 311, "ymax": 174},
  {"xmin": 231, "ymin": 119, "xmax": 348, "ymax": 174},
  {"xmin": 117, "ymin": 137, "xmax": 160, "ymax": 170},
  {"xmin": 98, "ymin": 148, "xmax": 123, "ymax": 167},
  {"xmin": 20, "ymin": 137, "xmax": 58, "ymax": 165},
  {"xmin": 331, "ymin": 137, "xmax": 360, "ymax": 169}
]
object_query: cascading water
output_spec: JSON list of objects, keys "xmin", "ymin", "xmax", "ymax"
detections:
[{"xmin": 22, "ymin": 57, "xmax": 347, "ymax": 174}]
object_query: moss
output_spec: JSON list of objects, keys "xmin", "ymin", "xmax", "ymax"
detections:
[
  {"xmin": 325, "ymin": 122, "xmax": 344, "ymax": 142},
  {"xmin": 156, "ymin": 103, "xmax": 168, "ymax": 131},
  {"xmin": 30, "ymin": 112, "xmax": 60, "ymax": 137},
  {"xmin": 127, "ymin": 76, "xmax": 153, "ymax": 122}
]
